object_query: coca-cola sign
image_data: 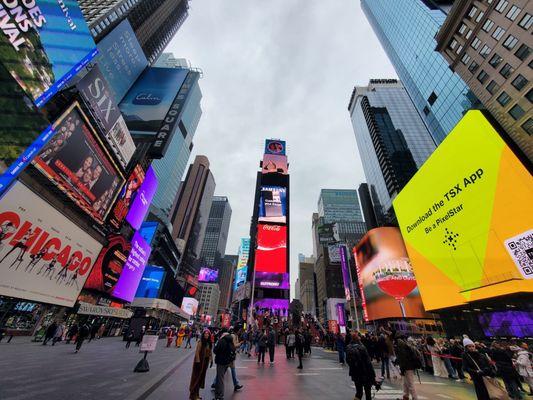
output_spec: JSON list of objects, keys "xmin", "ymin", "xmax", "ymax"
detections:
[{"xmin": 0, "ymin": 181, "xmax": 102, "ymax": 307}]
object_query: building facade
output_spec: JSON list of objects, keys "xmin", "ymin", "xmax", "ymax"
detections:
[
  {"xmin": 358, "ymin": 183, "xmax": 378, "ymax": 231},
  {"xmin": 219, "ymin": 255, "xmax": 237, "ymax": 310},
  {"xmin": 435, "ymin": 0, "xmax": 533, "ymax": 161},
  {"xmin": 199, "ymin": 197, "xmax": 232, "ymax": 268},
  {"xmin": 349, "ymin": 79, "xmax": 436, "ymax": 225},
  {"xmin": 79, "ymin": 0, "xmax": 190, "ymax": 63},
  {"xmin": 317, "ymin": 189, "xmax": 363, "ymax": 223},
  {"xmin": 198, "ymin": 283, "xmax": 220, "ymax": 320},
  {"xmin": 361, "ymin": 0, "xmax": 478, "ymax": 143},
  {"xmin": 298, "ymin": 255, "xmax": 316, "ymax": 315}
]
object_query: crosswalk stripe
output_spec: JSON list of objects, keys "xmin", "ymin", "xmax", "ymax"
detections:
[
  {"xmin": 295, "ymin": 373, "xmax": 320, "ymax": 376},
  {"xmin": 437, "ymin": 394, "xmax": 453, "ymax": 399}
]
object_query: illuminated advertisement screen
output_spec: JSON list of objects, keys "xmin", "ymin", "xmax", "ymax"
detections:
[
  {"xmin": 135, "ymin": 265, "xmax": 165, "ymax": 298},
  {"xmin": 109, "ymin": 165, "xmax": 145, "ymax": 229},
  {"xmin": 262, "ymin": 154, "xmax": 288, "ymax": 175},
  {"xmin": 255, "ymin": 272, "xmax": 290, "ymax": 289},
  {"xmin": 264, "ymin": 139, "xmax": 286, "ymax": 155},
  {"xmin": 112, "ymin": 231, "xmax": 151, "ymax": 302},
  {"xmin": 0, "ymin": 181, "xmax": 102, "ymax": 307},
  {"xmin": 84, "ymin": 235, "xmax": 131, "ymax": 295},
  {"xmin": 139, "ymin": 221, "xmax": 158, "ymax": 246},
  {"xmin": 125, "ymin": 165, "xmax": 158, "ymax": 230},
  {"xmin": 478, "ymin": 310, "xmax": 533, "ymax": 338},
  {"xmin": 255, "ymin": 224, "xmax": 287, "ymax": 273},
  {"xmin": 393, "ymin": 111, "xmax": 533, "ymax": 311},
  {"xmin": 0, "ymin": 0, "xmax": 97, "ymax": 107},
  {"xmin": 237, "ymin": 238, "xmax": 250, "ymax": 269},
  {"xmin": 254, "ymin": 298, "xmax": 289, "ymax": 312},
  {"xmin": 32, "ymin": 103, "xmax": 125, "ymax": 224},
  {"xmin": 181, "ymin": 297, "xmax": 199, "ymax": 316},
  {"xmin": 233, "ymin": 266, "xmax": 248, "ymax": 290},
  {"xmin": 353, "ymin": 227, "xmax": 429, "ymax": 321},
  {"xmin": 339, "ymin": 245, "xmax": 351, "ymax": 301},
  {"xmin": 199, "ymin": 267, "xmax": 218, "ymax": 283},
  {"xmin": 259, "ymin": 186, "xmax": 286, "ymax": 224}
]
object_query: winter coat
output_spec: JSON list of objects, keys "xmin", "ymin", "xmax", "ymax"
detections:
[
  {"xmin": 267, "ymin": 330, "xmax": 276, "ymax": 346},
  {"xmin": 462, "ymin": 350, "xmax": 495, "ymax": 379},
  {"xmin": 516, "ymin": 350, "xmax": 533, "ymax": 378},
  {"xmin": 258, "ymin": 333, "xmax": 268, "ymax": 348},
  {"xmin": 490, "ymin": 348, "xmax": 517, "ymax": 379},
  {"xmin": 346, "ymin": 342, "xmax": 376, "ymax": 385},
  {"xmin": 396, "ymin": 339, "xmax": 421, "ymax": 372},
  {"xmin": 213, "ymin": 333, "xmax": 235, "ymax": 366}
]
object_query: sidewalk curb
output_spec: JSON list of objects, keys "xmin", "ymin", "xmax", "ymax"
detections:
[{"xmin": 125, "ymin": 350, "xmax": 194, "ymax": 400}]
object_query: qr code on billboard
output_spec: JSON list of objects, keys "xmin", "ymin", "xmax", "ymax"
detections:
[{"xmin": 504, "ymin": 229, "xmax": 533, "ymax": 280}]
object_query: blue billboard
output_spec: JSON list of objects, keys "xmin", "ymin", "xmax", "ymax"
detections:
[
  {"xmin": 134, "ymin": 265, "xmax": 165, "ymax": 299},
  {"xmin": 234, "ymin": 266, "xmax": 248, "ymax": 290},
  {"xmin": 0, "ymin": 0, "xmax": 97, "ymax": 107},
  {"xmin": 139, "ymin": 221, "xmax": 159, "ymax": 246},
  {"xmin": 264, "ymin": 139, "xmax": 286, "ymax": 155},
  {"xmin": 96, "ymin": 20, "xmax": 148, "ymax": 104}
]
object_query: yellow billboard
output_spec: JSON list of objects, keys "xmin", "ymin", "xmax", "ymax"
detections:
[{"xmin": 393, "ymin": 111, "xmax": 533, "ymax": 311}]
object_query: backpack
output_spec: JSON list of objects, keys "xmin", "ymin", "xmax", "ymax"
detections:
[{"xmin": 407, "ymin": 344, "xmax": 423, "ymax": 370}]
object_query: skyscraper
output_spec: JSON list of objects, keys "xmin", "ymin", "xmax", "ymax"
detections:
[
  {"xmin": 298, "ymin": 255, "xmax": 316, "ymax": 315},
  {"xmin": 219, "ymin": 255, "xmax": 237, "ymax": 310},
  {"xmin": 199, "ymin": 197, "xmax": 232, "ymax": 268},
  {"xmin": 361, "ymin": 0, "xmax": 478, "ymax": 143},
  {"xmin": 349, "ymin": 79, "xmax": 436, "ymax": 225},
  {"xmin": 79, "ymin": 0, "xmax": 190, "ymax": 63},
  {"xmin": 318, "ymin": 189, "xmax": 364, "ymax": 223}
]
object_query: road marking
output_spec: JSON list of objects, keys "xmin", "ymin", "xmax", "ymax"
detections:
[
  {"xmin": 437, "ymin": 394, "xmax": 453, "ymax": 399},
  {"xmin": 420, "ymin": 381, "xmax": 446, "ymax": 385},
  {"xmin": 295, "ymin": 373, "xmax": 320, "ymax": 376},
  {"xmin": 307, "ymin": 367, "xmax": 343, "ymax": 370}
]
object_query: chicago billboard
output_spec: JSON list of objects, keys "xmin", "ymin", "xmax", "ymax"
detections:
[
  {"xmin": 135, "ymin": 265, "xmax": 165, "ymax": 299},
  {"xmin": 0, "ymin": 181, "xmax": 102, "ymax": 307},
  {"xmin": 32, "ymin": 102, "xmax": 125, "ymax": 224},
  {"xmin": 259, "ymin": 186, "xmax": 286, "ymax": 224},
  {"xmin": 125, "ymin": 165, "xmax": 158, "ymax": 230},
  {"xmin": 264, "ymin": 139, "xmax": 286, "ymax": 156},
  {"xmin": 0, "ymin": 0, "xmax": 97, "ymax": 107},
  {"xmin": 353, "ymin": 227, "xmax": 429, "ymax": 321},
  {"xmin": 77, "ymin": 65, "xmax": 135, "ymax": 168},
  {"xmin": 393, "ymin": 111, "xmax": 533, "ymax": 311},
  {"xmin": 262, "ymin": 154, "xmax": 288, "ymax": 175},
  {"xmin": 255, "ymin": 224, "xmax": 287, "ymax": 273}
]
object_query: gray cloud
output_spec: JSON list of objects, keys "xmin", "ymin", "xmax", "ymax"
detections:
[{"xmin": 166, "ymin": 0, "xmax": 397, "ymax": 297}]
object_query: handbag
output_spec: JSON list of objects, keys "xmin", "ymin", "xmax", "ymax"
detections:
[{"xmin": 468, "ymin": 354, "xmax": 510, "ymax": 400}]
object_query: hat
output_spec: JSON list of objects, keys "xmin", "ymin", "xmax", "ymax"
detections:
[{"xmin": 463, "ymin": 338, "xmax": 475, "ymax": 347}]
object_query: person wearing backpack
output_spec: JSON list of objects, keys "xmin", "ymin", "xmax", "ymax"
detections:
[
  {"xmin": 213, "ymin": 328, "xmax": 236, "ymax": 400},
  {"xmin": 346, "ymin": 332, "xmax": 376, "ymax": 400},
  {"xmin": 295, "ymin": 328, "xmax": 305, "ymax": 369},
  {"xmin": 257, "ymin": 329, "xmax": 268, "ymax": 364},
  {"xmin": 395, "ymin": 335, "xmax": 421, "ymax": 400}
]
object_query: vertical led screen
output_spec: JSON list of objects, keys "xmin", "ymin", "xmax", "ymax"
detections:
[
  {"xmin": 353, "ymin": 227, "xmax": 429, "ymax": 321},
  {"xmin": 32, "ymin": 102, "xmax": 125, "ymax": 224},
  {"xmin": 109, "ymin": 165, "xmax": 145, "ymax": 229},
  {"xmin": 393, "ymin": 111, "xmax": 533, "ymax": 311},
  {"xmin": 262, "ymin": 154, "xmax": 288, "ymax": 175},
  {"xmin": 339, "ymin": 245, "xmax": 351, "ymax": 301},
  {"xmin": 0, "ymin": 0, "xmax": 97, "ymax": 107},
  {"xmin": 234, "ymin": 266, "xmax": 248, "ymax": 290},
  {"xmin": 259, "ymin": 186, "xmax": 286, "ymax": 223},
  {"xmin": 125, "ymin": 166, "xmax": 158, "ymax": 230},
  {"xmin": 255, "ymin": 224, "xmax": 287, "ymax": 273},
  {"xmin": 264, "ymin": 140, "xmax": 286, "ymax": 156},
  {"xmin": 139, "ymin": 222, "xmax": 159, "ymax": 246},
  {"xmin": 135, "ymin": 265, "xmax": 165, "ymax": 298},
  {"xmin": 181, "ymin": 297, "xmax": 199, "ymax": 316}
]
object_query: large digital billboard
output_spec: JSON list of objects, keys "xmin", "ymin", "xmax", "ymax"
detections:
[
  {"xmin": 32, "ymin": 102, "xmax": 125, "ymax": 224},
  {"xmin": 264, "ymin": 139, "xmax": 286, "ymax": 156},
  {"xmin": 96, "ymin": 20, "xmax": 148, "ymax": 104},
  {"xmin": 254, "ymin": 298, "xmax": 289, "ymax": 313},
  {"xmin": 255, "ymin": 272, "xmax": 290, "ymax": 290},
  {"xmin": 125, "ymin": 165, "xmax": 158, "ymax": 230},
  {"xmin": 112, "ymin": 231, "xmax": 151, "ymax": 303},
  {"xmin": 353, "ymin": 227, "xmax": 429, "ymax": 321},
  {"xmin": 339, "ymin": 245, "xmax": 352, "ymax": 301},
  {"xmin": 109, "ymin": 165, "xmax": 145, "ymax": 229},
  {"xmin": 77, "ymin": 65, "xmax": 136, "ymax": 168},
  {"xmin": 259, "ymin": 186, "xmax": 286, "ymax": 224},
  {"xmin": 255, "ymin": 224, "xmax": 287, "ymax": 273},
  {"xmin": 237, "ymin": 238, "xmax": 250, "ymax": 269},
  {"xmin": 199, "ymin": 267, "xmax": 218, "ymax": 283},
  {"xmin": 135, "ymin": 265, "xmax": 165, "ymax": 299},
  {"xmin": 393, "ymin": 111, "xmax": 533, "ymax": 311},
  {"xmin": 139, "ymin": 221, "xmax": 159, "ymax": 246},
  {"xmin": 0, "ymin": 0, "xmax": 97, "ymax": 107},
  {"xmin": 262, "ymin": 154, "xmax": 288, "ymax": 175},
  {"xmin": 233, "ymin": 266, "xmax": 248, "ymax": 290},
  {"xmin": 478, "ymin": 310, "xmax": 533, "ymax": 338},
  {"xmin": 181, "ymin": 297, "xmax": 199, "ymax": 316},
  {"xmin": 0, "ymin": 181, "xmax": 102, "ymax": 307}
]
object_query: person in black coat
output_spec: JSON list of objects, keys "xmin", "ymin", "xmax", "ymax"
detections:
[
  {"xmin": 346, "ymin": 332, "xmax": 376, "ymax": 400},
  {"xmin": 462, "ymin": 338, "xmax": 495, "ymax": 400},
  {"xmin": 489, "ymin": 342, "xmax": 521, "ymax": 399},
  {"xmin": 295, "ymin": 328, "xmax": 304, "ymax": 369}
]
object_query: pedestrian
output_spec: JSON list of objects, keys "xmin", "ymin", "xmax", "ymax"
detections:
[
  {"xmin": 378, "ymin": 333, "xmax": 391, "ymax": 379},
  {"xmin": 516, "ymin": 343, "xmax": 533, "ymax": 396},
  {"xmin": 336, "ymin": 332, "xmax": 346, "ymax": 365},
  {"xmin": 52, "ymin": 322, "xmax": 65, "ymax": 346},
  {"xmin": 295, "ymin": 328, "xmax": 304, "ymax": 369},
  {"xmin": 176, "ymin": 326, "xmax": 185, "ymax": 348},
  {"xmin": 490, "ymin": 341, "xmax": 521, "ymax": 399},
  {"xmin": 75, "ymin": 323, "xmax": 90, "ymax": 353},
  {"xmin": 395, "ymin": 336, "xmax": 422, "ymax": 400},
  {"xmin": 267, "ymin": 326, "xmax": 276, "ymax": 365},
  {"xmin": 125, "ymin": 328, "xmax": 135, "ymax": 348},
  {"xmin": 304, "ymin": 329, "xmax": 312, "ymax": 355},
  {"xmin": 211, "ymin": 327, "xmax": 243, "ymax": 392},
  {"xmin": 257, "ymin": 329, "xmax": 267, "ymax": 364},
  {"xmin": 97, "ymin": 323, "xmax": 105, "ymax": 339},
  {"xmin": 213, "ymin": 328, "xmax": 236, "ymax": 400},
  {"xmin": 66, "ymin": 324, "xmax": 78, "ymax": 344},
  {"xmin": 284, "ymin": 328, "xmax": 290, "ymax": 359},
  {"xmin": 136, "ymin": 326, "xmax": 145, "ymax": 347},
  {"xmin": 166, "ymin": 326, "xmax": 175, "ymax": 347},
  {"xmin": 42, "ymin": 321, "xmax": 57, "ymax": 345},
  {"xmin": 286, "ymin": 329, "xmax": 296, "ymax": 359},
  {"xmin": 462, "ymin": 337, "xmax": 495, "ymax": 400},
  {"xmin": 189, "ymin": 329, "xmax": 212, "ymax": 400},
  {"xmin": 184, "ymin": 327, "xmax": 193, "ymax": 349},
  {"xmin": 450, "ymin": 339, "xmax": 466, "ymax": 380},
  {"xmin": 346, "ymin": 331, "xmax": 377, "ymax": 400}
]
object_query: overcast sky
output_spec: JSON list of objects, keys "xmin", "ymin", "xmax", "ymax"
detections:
[{"xmin": 167, "ymin": 1, "xmax": 397, "ymax": 297}]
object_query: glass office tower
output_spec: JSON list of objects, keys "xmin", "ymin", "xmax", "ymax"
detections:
[
  {"xmin": 361, "ymin": 0, "xmax": 478, "ymax": 143},
  {"xmin": 318, "ymin": 189, "xmax": 364, "ymax": 224}
]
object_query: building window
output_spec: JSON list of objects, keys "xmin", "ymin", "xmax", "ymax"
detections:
[
  {"xmin": 486, "ymin": 80, "xmax": 500, "ymax": 95},
  {"xmin": 515, "ymin": 44, "xmax": 531, "ymax": 61},
  {"xmin": 428, "ymin": 92, "xmax": 438, "ymax": 105},
  {"xmin": 527, "ymin": 88, "xmax": 533, "ymax": 103},
  {"xmin": 497, "ymin": 91, "xmax": 511, "ymax": 106},
  {"xmin": 459, "ymin": 23, "xmax": 467, "ymax": 35},
  {"xmin": 508, "ymin": 104, "xmax": 525, "ymax": 120},
  {"xmin": 500, "ymin": 63, "xmax": 515, "ymax": 78},
  {"xmin": 450, "ymin": 39, "xmax": 458, "ymax": 50},
  {"xmin": 522, "ymin": 119, "xmax": 533, "ymax": 135},
  {"xmin": 511, "ymin": 74, "xmax": 529, "ymax": 91},
  {"xmin": 489, "ymin": 53, "xmax": 503, "ymax": 68},
  {"xmin": 468, "ymin": 60, "xmax": 480, "ymax": 73},
  {"xmin": 461, "ymin": 53, "xmax": 472, "ymax": 65},
  {"xmin": 471, "ymin": 37, "xmax": 482, "ymax": 50},
  {"xmin": 475, "ymin": 11, "xmax": 485, "ymax": 22},
  {"xmin": 465, "ymin": 29, "xmax": 473, "ymax": 39},
  {"xmin": 506, "ymin": 5, "xmax": 521, "ymax": 21},
  {"xmin": 495, "ymin": 0, "xmax": 508, "ymax": 13},
  {"xmin": 468, "ymin": 6, "xmax": 478, "ymax": 18},
  {"xmin": 502, "ymin": 35, "xmax": 518, "ymax": 50},
  {"xmin": 480, "ymin": 45, "xmax": 492, "ymax": 58},
  {"xmin": 477, "ymin": 70, "xmax": 489, "ymax": 83},
  {"xmin": 518, "ymin": 13, "xmax": 532, "ymax": 29},
  {"xmin": 491, "ymin": 26, "xmax": 506, "ymax": 40},
  {"xmin": 482, "ymin": 19, "xmax": 495, "ymax": 32},
  {"xmin": 456, "ymin": 44, "xmax": 464, "ymax": 54}
]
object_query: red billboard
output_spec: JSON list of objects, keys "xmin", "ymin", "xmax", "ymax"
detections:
[{"xmin": 255, "ymin": 224, "xmax": 287, "ymax": 273}]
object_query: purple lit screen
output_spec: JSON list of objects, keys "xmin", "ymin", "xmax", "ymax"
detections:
[
  {"xmin": 478, "ymin": 310, "xmax": 533, "ymax": 338},
  {"xmin": 255, "ymin": 272, "xmax": 290, "ymax": 289},
  {"xmin": 199, "ymin": 267, "xmax": 218, "ymax": 283},
  {"xmin": 126, "ymin": 166, "xmax": 158, "ymax": 230},
  {"xmin": 254, "ymin": 298, "xmax": 289, "ymax": 312},
  {"xmin": 339, "ymin": 245, "xmax": 351, "ymax": 301},
  {"xmin": 336, "ymin": 303, "xmax": 346, "ymax": 327},
  {"xmin": 112, "ymin": 232, "xmax": 151, "ymax": 302}
]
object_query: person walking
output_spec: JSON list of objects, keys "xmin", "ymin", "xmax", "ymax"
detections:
[
  {"xmin": 166, "ymin": 326, "xmax": 175, "ymax": 347},
  {"xmin": 295, "ymin": 328, "xmax": 304, "ymax": 369},
  {"xmin": 396, "ymin": 336, "xmax": 422, "ymax": 400},
  {"xmin": 462, "ymin": 338, "xmax": 495, "ymax": 400},
  {"xmin": 378, "ymin": 333, "xmax": 391, "ymax": 379},
  {"xmin": 267, "ymin": 327, "xmax": 276, "ymax": 365},
  {"xmin": 42, "ymin": 321, "xmax": 57, "ymax": 345},
  {"xmin": 450, "ymin": 339, "xmax": 466, "ymax": 380},
  {"xmin": 516, "ymin": 343, "xmax": 533, "ymax": 396},
  {"xmin": 346, "ymin": 332, "xmax": 377, "ymax": 400},
  {"xmin": 286, "ymin": 329, "xmax": 296, "ymax": 359},
  {"xmin": 75, "ymin": 323, "xmax": 90, "ymax": 353},
  {"xmin": 257, "ymin": 329, "xmax": 267, "ymax": 364},
  {"xmin": 52, "ymin": 322, "xmax": 65, "ymax": 346},
  {"xmin": 213, "ymin": 328, "xmax": 236, "ymax": 400},
  {"xmin": 176, "ymin": 326, "xmax": 185, "ymax": 348},
  {"xmin": 211, "ymin": 328, "xmax": 243, "ymax": 392},
  {"xmin": 184, "ymin": 327, "xmax": 193, "ymax": 349},
  {"xmin": 490, "ymin": 341, "xmax": 522, "ymax": 399},
  {"xmin": 66, "ymin": 324, "xmax": 78, "ymax": 344},
  {"xmin": 336, "ymin": 332, "xmax": 346, "ymax": 365},
  {"xmin": 189, "ymin": 329, "xmax": 212, "ymax": 400},
  {"xmin": 125, "ymin": 328, "xmax": 135, "ymax": 348}
]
